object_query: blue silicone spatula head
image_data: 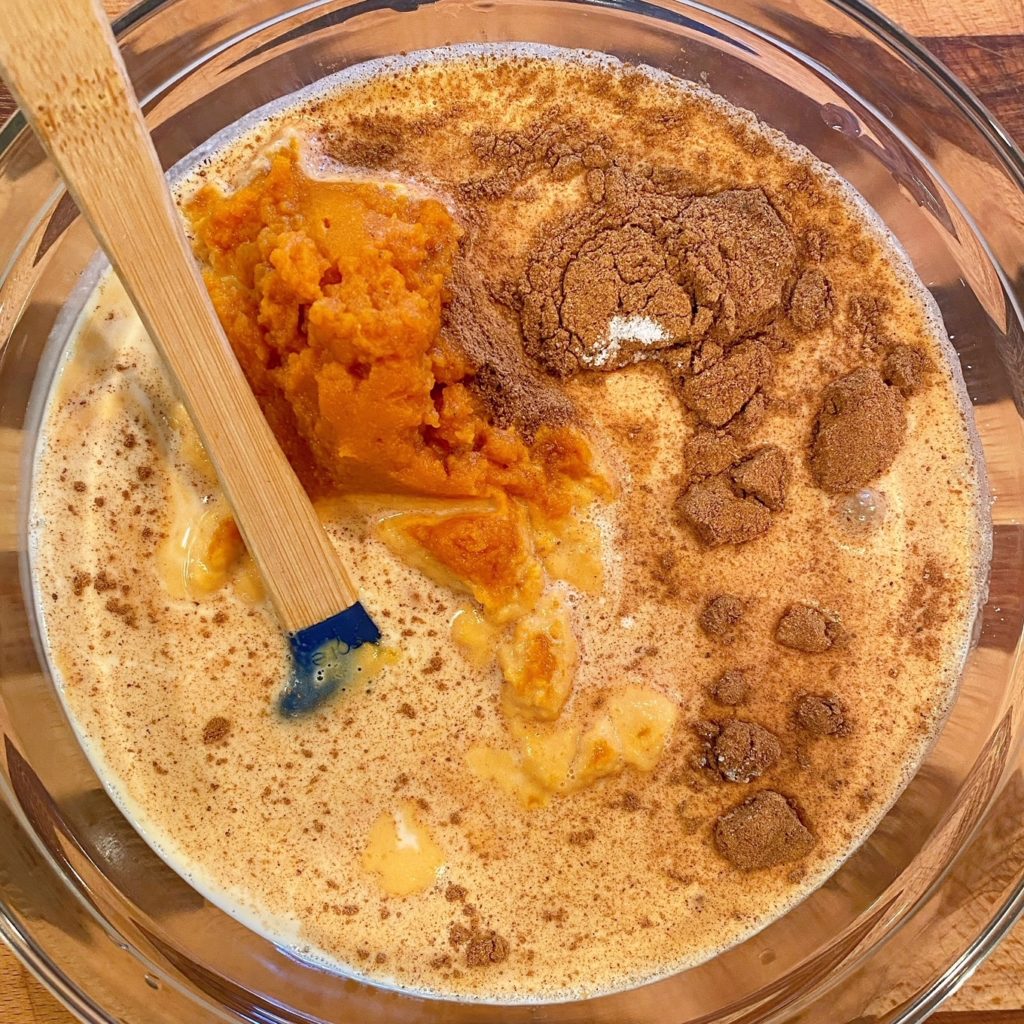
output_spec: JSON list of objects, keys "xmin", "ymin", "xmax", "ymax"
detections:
[{"xmin": 280, "ymin": 602, "xmax": 382, "ymax": 716}]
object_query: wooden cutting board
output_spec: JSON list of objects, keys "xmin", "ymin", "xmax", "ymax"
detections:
[{"xmin": 1, "ymin": 0, "xmax": 1022, "ymax": 1021}]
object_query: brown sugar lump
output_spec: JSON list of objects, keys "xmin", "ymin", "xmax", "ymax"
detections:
[
  {"xmin": 714, "ymin": 791, "xmax": 815, "ymax": 870},
  {"xmin": 713, "ymin": 720, "xmax": 782, "ymax": 783},
  {"xmin": 678, "ymin": 189, "xmax": 797, "ymax": 343},
  {"xmin": 684, "ymin": 429, "xmax": 742, "ymax": 482},
  {"xmin": 464, "ymin": 929, "xmax": 510, "ymax": 967},
  {"xmin": 809, "ymin": 367, "xmax": 905, "ymax": 494},
  {"xmin": 729, "ymin": 445, "xmax": 790, "ymax": 512},
  {"xmin": 775, "ymin": 603, "xmax": 846, "ymax": 653},
  {"xmin": 883, "ymin": 344, "xmax": 932, "ymax": 396},
  {"xmin": 726, "ymin": 390, "xmax": 768, "ymax": 441},
  {"xmin": 202, "ymin": 716, "xmax": 231, "ymax": 744},
  {"xmin": 710, "ymin": 668, "xmax": 749, "ymax": 706},
  {"xmin": 698, "ymin": 594, "xmax": 745, "ymax": 639},
  {"xmin": 788, "ymin": 267, "xmax": 833, "ymax": 331},
  {"xmin": 677, "ymin": 474, "xmax": 772, "ymax": 546},
  {"xmin": 793, "ymin": 692, "xmax": 849, "ymax": 736},
  {"xmin": 680, "ymin": 339, "xmax": 773, "ymax": 428}
]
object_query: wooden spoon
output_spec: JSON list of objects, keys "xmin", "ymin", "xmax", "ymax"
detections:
[{"xmin": 0, "ymin": 0, "xmax": 380, "ymax": 714}]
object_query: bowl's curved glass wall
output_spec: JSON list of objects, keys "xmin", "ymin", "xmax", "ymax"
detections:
[{"xmin": 1, "ymin": 1, "xmax": 1023, "ymax": 1022}]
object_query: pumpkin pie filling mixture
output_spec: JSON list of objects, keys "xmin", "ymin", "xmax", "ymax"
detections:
[{"xmin": 31, "ymin": 47, "xmax": 986, "ymax": 1000}]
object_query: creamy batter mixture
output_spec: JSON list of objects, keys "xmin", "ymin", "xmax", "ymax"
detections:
[{"xmin": 30, "ymin": 46, "xmax": 986, "ymax": 1001}]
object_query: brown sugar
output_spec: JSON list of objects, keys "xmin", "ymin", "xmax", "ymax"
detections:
[
  {"xmin": 680, "ymin": 340, "xmax": 772, "ymax": 428},
  {"xmin": 883, "ymin": 344, "xmax": 932, "ymax": 396},
  {"xmin": 202, "ymin": 716, "xmax": 231, "ymax": 744},
  {"xmin": 680, "ymin": 190, "xmax": 796, "ymax": 342},
  {"xmin": 809, "ymin": 367, "xmax": 905, "ymax": 494},
  {"xmin": 710, "ymin": 720, "xmax": 782, "ymax": 783},
  {"xmin": 714, "ymin": 791, "xmax": 815, "ymax": 870},
  {"xmin": 464, "ymin": 929, "xmax": 510, "ymax": 967},
  {"xmin": 729, "ymin": 445, "xmax": 790, "ymax": 512},
  {"xmin": 93, "ymin": 570, "xmax": 116, "ymax": 593},
  {"xmin": 103, "ymin": 597, "xmax": 138, "ymax": 629},
  {"xmin": 788, "ymin": 268, "xmax": 833, "ymax": 331},
  {"xmin": 71, "ymin": 570, "xmax": 92, "ymax": 597},
  {"xmin": 725, "ymin": 390, "xmax": 768, "ymax": 442},
  {"xmin": 683, "ymin": 430, "xmax": 742, "ymax": 482},
  {"xmin": 775, "ymin": 603, "xmax": 846, "ymax": 653},
  {"xmin": 793, "ymin": 693, "xmax": 848, "ymax": 736},
  {"xmin": 443, "ymin": 261, "xmax": 573, "ymax": 441},
  {"xmin": 710, "ymin": 668, "xmax": 749, "ymax": 706},
  {"xmin": 847, "ymin": 293, "xmax": 891, "ymax": 346},
  {"xmin": 698, "ymin": 594, "xmax": 745, "ymax": 639},
  {"xmin": 677, "ymin": 474, "xmax": 772, "ymax": 546},
  {"xmin": 445, "ymin": 884, "xmax": 468, "ymax": 903},
  {"xmin": 518, "ymin": 185, "xmax": 793, "ymax": 378},
  {"xmin": 518, "ymin": 186, "xmax": 702, "ymax": 377}
]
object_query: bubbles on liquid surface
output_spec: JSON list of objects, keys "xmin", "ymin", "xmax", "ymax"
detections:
[{"xmin": 837, "ymin": 488, "xmax": 886, "ymax": 534}]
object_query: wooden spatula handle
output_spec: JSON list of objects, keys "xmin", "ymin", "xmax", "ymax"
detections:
[{"xmin": 0, "ymin": 0, "xmax": 359, "ymax": 632}]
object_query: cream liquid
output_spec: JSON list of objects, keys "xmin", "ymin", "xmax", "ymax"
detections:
[{"xmin": 30, "ymin": 46, "xmax": 987, "ymax": 1001}]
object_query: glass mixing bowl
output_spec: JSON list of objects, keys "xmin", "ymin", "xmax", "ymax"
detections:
[{"xmin": 2, "ymin": 1, "xmax": 1024, "ymax": 1021}]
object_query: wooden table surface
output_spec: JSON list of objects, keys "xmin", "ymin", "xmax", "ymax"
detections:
[{"xmin": 1, "ymin": 0, "xmax": 1023, "ymax": 1021}]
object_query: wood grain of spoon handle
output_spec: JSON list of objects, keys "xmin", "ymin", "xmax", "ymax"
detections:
[{"xmin": 0, "ymin": 0, "xmax": 359, "ymax": 632}]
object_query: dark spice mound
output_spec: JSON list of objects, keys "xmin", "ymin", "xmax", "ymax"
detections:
[
  {"xmin": 809, "ymin": 367, "xmax": 905, "ymax": 494},
  {"xmin": 710, "ymin": 668, "xmax": 749, "ymax": 706},
  {"xmin": 729, "ymin": 445, "xmax": 790, "ymax": 512},
  {"xmin": 698, "ymin": 594, "xmax": 745, "ymax": 639},
  {"xmin": 518, "ymin": 185, "xmax": 794, "ymax": 378},
  {"xmin": 883, "ymin": 344, "xmax": 931, "ymax": 397},
  {"xmin": 518, "ymin": 187, "xmax": 700, "ymax": 377},
  {"xmin": 678, "ymin": 432, "xmax": 790, "ymax": 546},
  {"xmin": 684, "ymin": 429, "xmax": 742, "ymax": 481},
  {"xmin": 444, "ymin": 260, "xmax": 574, "ymax": 441},
  {"xmin": 680, "ymin": 340, "xmax": 772, "ymax": 429},
  {"xmin": 713, "ymin": 720, "xmax": 782, "ymax": 783},
  {"xmin": 714, "ymin": 791, "xmax": 815, "ymax": 870},
  {"xmin": 677, "ymin": 474, "xmax": 772, "ymax": 547},
  {"xmin": 680, "ymin": 189, "xmax": 796, "ymax": 343},
  {"xmin": 788, "ymin": 267, "xmax": 833, "ymax": 331},
  {"xmin": 464, "ymin": 929, "xmax": 510, "ymax": 967},
  {"xmin": 775, "ymin": 603, "xmax": 846, "ymax": 653},
  {"xmin": 793, "ymin": 692, "xmax": 849, "ymax": 736},
  {"xmin": 202, "ymin": 716, "xmax": 231, "ymax": 744}
]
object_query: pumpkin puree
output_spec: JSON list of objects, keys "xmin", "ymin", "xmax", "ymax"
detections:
[{"xmin": 186, "ymin": 144, "xmax": 601, "ymax": 519}]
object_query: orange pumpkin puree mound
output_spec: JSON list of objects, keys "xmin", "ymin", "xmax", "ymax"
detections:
[{"xmin": 186, "ymin": 143, "xmax": 602, "ymax": 519}]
